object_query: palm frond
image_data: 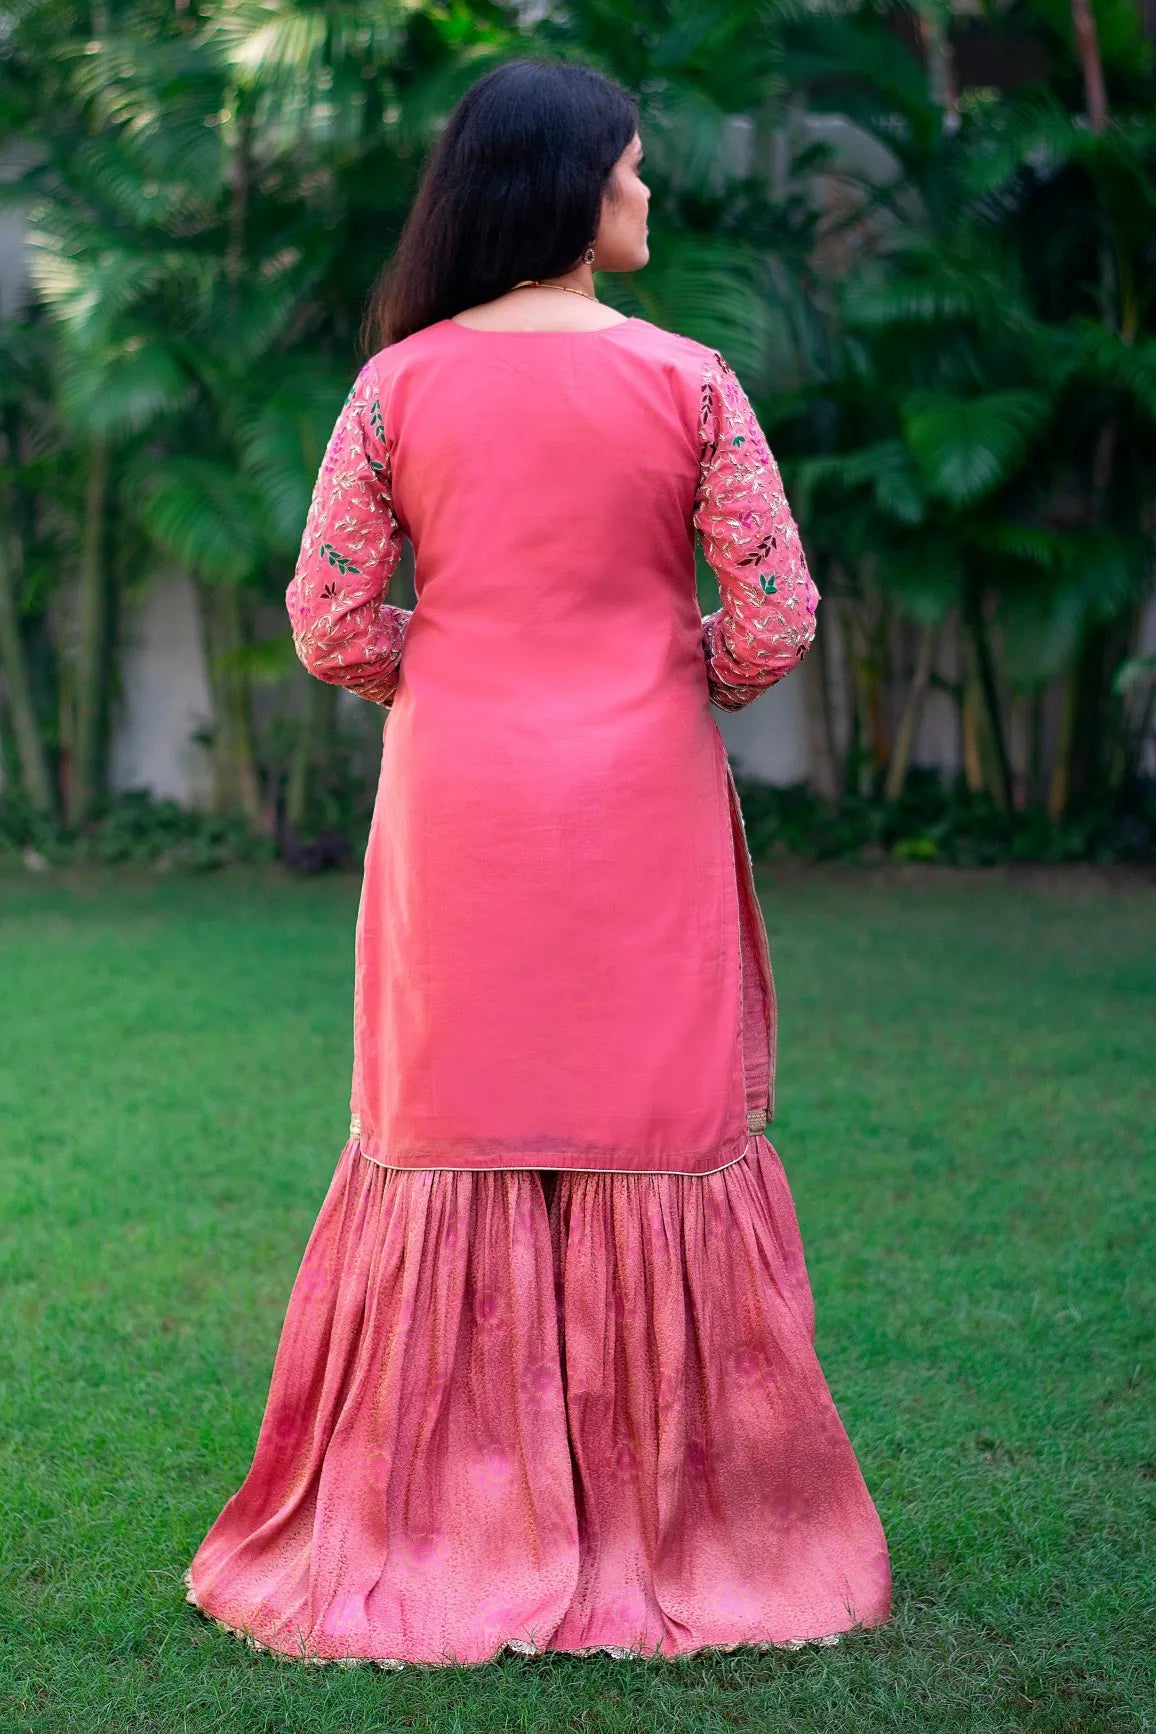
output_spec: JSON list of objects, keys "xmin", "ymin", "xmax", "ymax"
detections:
[
  {"xmin": 235, "ymin": 361, "xmax": 350, "ymax": 550},
  {"xmin": 1067, "ymin": 323, "xmax": 1156, "ymax": 420},
  {"xmin": 214, "ymin": 627, "xmax": 298, "ymax": 683},
  {"xmin": 126, "ymin": 455, "xmax": 265, "ymax": 581},
  {"xmin": 877, "ymin": 536, "xmax": 963, "ymax": 624},
  {"xmin": 999, "ymin": 528, "xmax": 1151, "ymax": 682},
  {"xmin": 842, "ymin": 239, "xmax": 1032, "ymax": 336},
  {"xmin": 963, "ymin": 91, "xmax": 1081, "ymax": 198},
  {"xmin": 796, "ymin": 440, "xmax": 927, "ymax": 526},
  {"xmin": 56, "ymin": 334, "xmax": 193, "ymax": 438},
  {"xmin": 902, "ymin": 389, "xmax": 1051, "ymax": 505},
  {"xmin": 190, "ymin": 244, "xmax": 331, "ymax": 373},
  {"xmin": 212, "ymin": 0, "xmax": 409, "ymax": 84},
  {"xmin": 968, "ymin": 522, "xmax": 1067, "ymax": 568},
  {"xmin": 633, "ymin": 236, "xmax": 792, "ymax": 382}
]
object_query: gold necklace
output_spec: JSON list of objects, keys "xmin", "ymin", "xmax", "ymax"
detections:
[{"xmin": 511, "ymin": 278, "xmax": 598, "ymax": 302}]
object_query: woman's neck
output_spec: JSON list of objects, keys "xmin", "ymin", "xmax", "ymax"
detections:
[{"xmin": 451, "ymin": 266, "xmax": 629, "ymax": 332}]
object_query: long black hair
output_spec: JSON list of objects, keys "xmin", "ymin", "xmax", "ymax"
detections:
[{"xmin": 362, "ymin": 58, "xmax": 638, "ymax": 351}]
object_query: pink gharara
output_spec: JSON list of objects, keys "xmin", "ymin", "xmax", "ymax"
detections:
[{"xmin": 184, "ymin": 315, "xmax": 891, "ymax": 1664}]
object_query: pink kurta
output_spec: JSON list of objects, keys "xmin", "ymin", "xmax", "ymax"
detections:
[{"xmin": 285, "ymin": 315, "xmax": 819, "ymax": 1175}]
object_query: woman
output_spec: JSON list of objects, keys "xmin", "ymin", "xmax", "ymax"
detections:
[{"xmin": 184, "ymin": 56, "xmax": 891, "ymax": 1668}]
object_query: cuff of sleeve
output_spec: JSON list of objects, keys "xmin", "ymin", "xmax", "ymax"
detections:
[{"xmin": 701, "ymin": 611, "xmax": 758, "ymax": 712}]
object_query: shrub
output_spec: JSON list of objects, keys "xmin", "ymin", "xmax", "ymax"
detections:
[
  {"xmin": 732, "ymin": 767, "xmax": 1156, "ymax": 867},
  {"xmin": 0, "ymin": 790, "xmax": 275, "ymax": 871}
]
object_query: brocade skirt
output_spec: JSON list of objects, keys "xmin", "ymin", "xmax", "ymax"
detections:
[{"xmin": 183, "ymin": 1136, "xmax": 891, "ymax": 1666}]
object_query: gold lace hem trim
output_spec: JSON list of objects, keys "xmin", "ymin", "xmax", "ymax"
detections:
[{"xmin": 184, "ymin": 1568, "xmax": 843, "ymax": 1669}]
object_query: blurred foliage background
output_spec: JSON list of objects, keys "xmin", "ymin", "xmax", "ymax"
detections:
[{"xmin": 0, "ymin": 0, "xmax": 1153, "ymax": 866}]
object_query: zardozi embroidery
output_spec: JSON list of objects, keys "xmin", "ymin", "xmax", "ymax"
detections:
[
  {"xmin": 693, "ymin": 350, "xmax": 820, "ymax": 711},
  {"xmin": 286, "ymin": 360, "xmax": 412, "ymax": 706}
]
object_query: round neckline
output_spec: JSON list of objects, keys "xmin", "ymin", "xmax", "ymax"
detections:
[{"xmin": 443, "ymin": 315, "xmax": 640, "ymax": 337}]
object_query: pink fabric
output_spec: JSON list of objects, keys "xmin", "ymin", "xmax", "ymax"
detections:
[
  {"xmin": 285, "ymin": 318, "xmax": 820, "ymax": 1175},
  {"xmin": 186, "ymin": 1140, "xmax": 891, "ymax": 1664},
  {"xmin": 188, "ymin": 318, "xmax": 889, "ymax": 1666}
]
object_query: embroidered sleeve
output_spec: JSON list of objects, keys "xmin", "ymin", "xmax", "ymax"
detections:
[
  {"xmin": 693, "ymin": 349, "xmax": 820, "ymax": 712},
  {"xmin": 285, "ymin": 360, "xmax": 411, "ymax": 706}
]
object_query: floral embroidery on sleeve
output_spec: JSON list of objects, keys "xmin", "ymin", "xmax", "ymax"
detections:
[
  {"xmin": 693, "ymin": 349, "xmax": 820, "ymax": 712},
  {"xmin": 286, "ymin": 360, "xmax": 411, "ymax": 707}
]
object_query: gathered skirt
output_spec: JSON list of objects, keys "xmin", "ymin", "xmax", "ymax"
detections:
[{"xmin": 184, "ymin": 1136, "xmax": 891, "ymax": 1666}]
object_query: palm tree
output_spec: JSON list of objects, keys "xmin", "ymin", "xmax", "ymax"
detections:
[
  {"xmin": 779, "ymin": 0, "xmax": 1155, "ymax": 814},
  {"xmin": 2, "ymin": 0, "xmax": 1151, "ymax": 853},
  {"xmin": 0, "ymin": 321, "xmax": 58, "ymax": 814},
  {"xmin": 9, "ymin": 0, "xmax": 494, "ymax": 826}
]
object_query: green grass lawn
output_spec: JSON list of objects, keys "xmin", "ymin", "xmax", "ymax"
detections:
[{"xmin": 0, "ymin": 863, "xmax": 1152, "ymax": 1733}]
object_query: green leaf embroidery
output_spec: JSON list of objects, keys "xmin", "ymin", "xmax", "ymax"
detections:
[
  {"xmin": 759, "ymin": 573, "xmax": 778, "ymax": 595},
  {"xmin": 732, "ymin": 434, "xmax": 746, "ymax": 447},
  {"xmin": 370, "ymin": 398, "xmax": 385, "ymax": 441},
  {"xmin": 321, "ymin": 543, "xmax": 361, "ymax": 576}
]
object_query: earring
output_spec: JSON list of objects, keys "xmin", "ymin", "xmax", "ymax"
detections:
[{"xmin": 582, "ymin": 245, "xmax": 595, "ymax": 264}]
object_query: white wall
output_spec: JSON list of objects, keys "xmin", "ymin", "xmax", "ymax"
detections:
[
  {"xmin": 109, "ymin": 573, "xmax": 214, "ymax": 805},
  {"xmin": 714, "ymin": 670, "xmax": 811, "ymax": 784}
]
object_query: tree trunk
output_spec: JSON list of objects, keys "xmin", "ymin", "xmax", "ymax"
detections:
[
  {"xmin": 1047, "ymin": 667, "xmax": 1078, "ymax": 821},
  {"xmin": 199, "ymin": 580, "xmax": 264, "ymax": 829},
  {"xmin": 863, "ymin": 584, "xmax": 892, "ymax": 781},
  {"xmin": 0, "ymin": 524, "xmax": 55, "ymax": 813},
  {"xmin": 198, "ymin": 580, "xmax": 230, "ymax": 814},
  {"xmin": 962, "ymin": 677, "xmax": 985, "ymax": 794},
  {"xmin": 1099, "ymin": 623, "xmax": 1128, "ymax": 802},
  {"xmin": 845, "ymin": 578, "xmax": 888, "ymax": 796},
  {"xmin": 220, "ymin": 589, "xmax": 262, "ymax": 831},
  {"xmin": 1028, "ymin": 687, "xmax": 1046, "ymax": 809},
  {"xmin": 884, "ymin": 620, "xmax": 938, "ymax": 802},
  {"xmin": 225, "ymin": 103, "xmax": 255, "ymax": 336},
  {"xmin": 1126, "ymin": 678, "xmax": 1156, "ymax": 794},
  {"xmin": 918, "ymin": 6, "xmax": 960, "ymax": 129},
  {"xmin": 801, "ymin": 627, "xmax": 839, "ymax": 800},
  {"xmin": 1065, "ymin": 619, "xmax": 1122, "ymax": 806},
  {"xmin": 963, "ymin": 579, "xmax": 1014, "ymax": 810},
  {"xmin": 1114, "ymin": 599, "xmax": 1154, "ymax": 797},
  {"xmin": 67, "ymin": 440, "xmax": 112, "ymax": 825},
  {"xmin": 285, "ymin": 671, "xmax": 336, "ymax": 831},
  {"xmin": 284, "ymin": 679, "xmax": 311, "ymax": 834},
  {"xmin": 817, "ymin": 581, "xmax": 856, "ymax": 796},
  {"xmin": 847, "ymin": 606, "xmax": 872, "ymax": 797},
  {"xmin": 1071, "ymin": 0, "xmax": 1109, "ymax": 132}
]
